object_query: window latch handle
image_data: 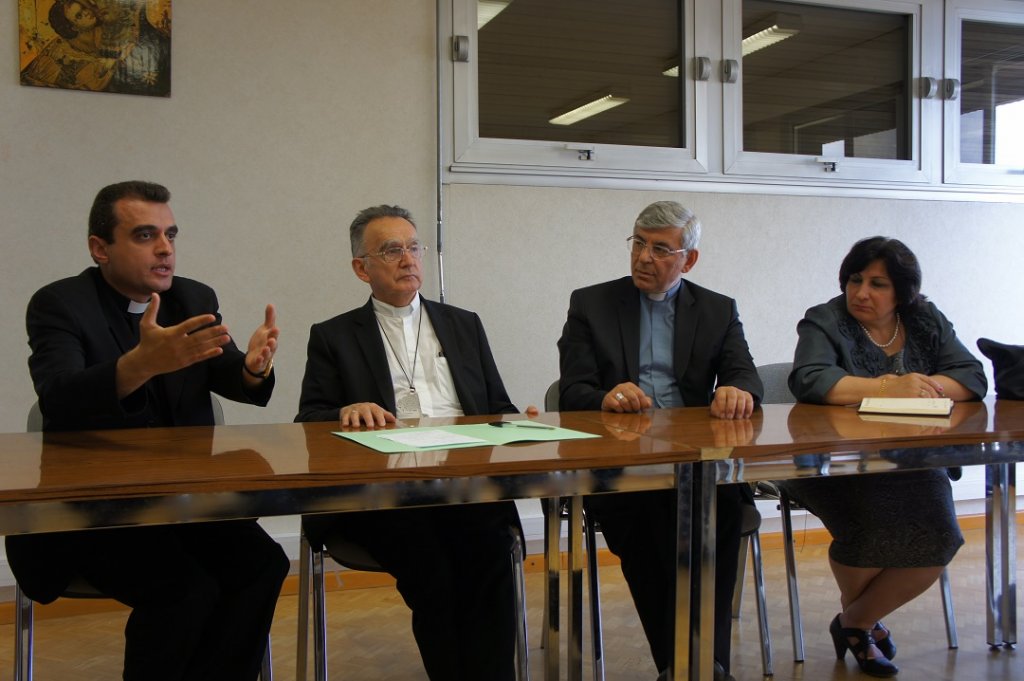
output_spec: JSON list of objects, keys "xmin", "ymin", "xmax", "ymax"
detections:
[
  {"xmin": 452, "ymin": 35, "xmax": 470, "ymax": 62},
  {"xmin": 815, "ymin": 157, "xmax": 841, "ymax": 172},
  {"xmin": 943, "ymin": 78, "xmax": 961, "ymax": 101},
  {"xmin": 565, "ymin": 144, "xmax": 596, "ymax": 161}
]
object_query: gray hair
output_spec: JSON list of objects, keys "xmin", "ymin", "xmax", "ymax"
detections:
[
  {"xmin": 634, "ymin": 201, "xmax": 701, "ymax": 250},
  {"xmin": 349, "ymin": 204, "xmax": 416, "ymax": 257}
]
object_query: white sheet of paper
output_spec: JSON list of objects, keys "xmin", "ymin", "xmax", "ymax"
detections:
[{"xmin": 377, "ymin": 429, "xmax": 488, "ymax": 448}]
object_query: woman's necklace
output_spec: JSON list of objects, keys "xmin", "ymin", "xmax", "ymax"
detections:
[{"xmin": 859, "ymin": 312, "xmax": 901, "ymax": 349}]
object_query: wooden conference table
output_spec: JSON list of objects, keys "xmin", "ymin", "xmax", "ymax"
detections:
[{"xmin": 0, "ymin": 399, "xmax": 1020, "ymax": 681}]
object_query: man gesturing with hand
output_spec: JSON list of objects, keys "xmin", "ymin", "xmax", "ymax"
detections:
[{"xmin": 8, "ymin": 181, "xmax": 288, "ymax": 681}]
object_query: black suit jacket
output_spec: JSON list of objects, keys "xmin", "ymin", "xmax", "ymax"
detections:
[
  {"xmin": 10, "ymin": 267, "xmax": 274, "ymax": 601},
  {"xmin": 558, "ymin": 276, "xmax": 762, "ymax": 410},
  {"xmin": 25, "ymin": 268, "xmax": 273, "ymax": 431},
  {"xmin": 296, "ymin": 296, "xmax": 516, "ymax": 422}
]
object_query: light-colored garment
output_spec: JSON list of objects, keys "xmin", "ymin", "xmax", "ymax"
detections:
[{"xmin": 371, "ymin": 296, "xmax": 463, "ymax": 418}]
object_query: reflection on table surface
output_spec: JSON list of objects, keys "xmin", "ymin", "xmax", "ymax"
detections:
[{"xmin": 1, "ymin": 399, "xmax": 1021, "ymax": 536}]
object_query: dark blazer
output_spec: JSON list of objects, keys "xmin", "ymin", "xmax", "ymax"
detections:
[
  {"xmin": 790, "ymin": 295, "xmax": 987, "ymax": 403},
  {"xmin": 25, "ymin": 268, "xmax": 273, "ymax": 432},
  {"xmin": 558, "ymin": 276, "xmax": 763, "ymax": 410},
  {"xmin": 296, "ymin": 296, "xmax": 516, "ymax": 422},
  {"xmin": 10, "ymin": 267, "xmax": 274, "ymax": 601}
]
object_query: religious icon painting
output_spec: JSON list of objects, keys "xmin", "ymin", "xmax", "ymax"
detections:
[{"xmin": 19, "ymin": 0, "xmax": 172, "ymax": 97}]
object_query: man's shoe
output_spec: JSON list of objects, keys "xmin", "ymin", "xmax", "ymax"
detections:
[{"xmin": 714, "ymin": 661, "xmax": 737, "ymax": 681}]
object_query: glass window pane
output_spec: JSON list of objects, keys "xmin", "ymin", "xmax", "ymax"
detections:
[
  {"xmin": 959, "ymin": 20, "xmax": 1024, "ymax": 166},
  {"xmin": 477, "ymin": 0, "xmax": 683, "ymax": 148},
  {"xmin": 741, "ymin": 0, "xmax": 911, "ymax": 160}
]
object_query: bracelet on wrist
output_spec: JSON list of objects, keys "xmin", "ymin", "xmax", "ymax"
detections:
[{"xmin": 244, "ymin": 358, "xmax": 273, "ymax": 380}]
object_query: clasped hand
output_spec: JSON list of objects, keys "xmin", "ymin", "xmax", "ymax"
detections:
[
  {"xmin": 602, "ymin": 382, "xmax": 754, "ymax": 420},
  {"xmin": 710, "ymin": 385, "xmax": 755, "ymax": 419},
  {"xmin": 602, "ymin": 382, "xmax": 653, "ymax": 413},
  {"xmin": 883, "ymin": 372, "xmax": 945, "ymax": 398}
]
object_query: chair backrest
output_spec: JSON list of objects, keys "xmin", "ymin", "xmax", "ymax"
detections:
[
  {"xmin": 544, "ymin": 380, "xmax": 559, "ymax": 412},
  {"xmin": 211, "ymin": 395, "xmax": 225, "ymax": 426},
  {"xmin": 756, "ymin": 362, "xmax": 796, "ymax": 405},
  {"xmin": 27, "ymin": 403, "xmax": 43, "ymax": 432}
]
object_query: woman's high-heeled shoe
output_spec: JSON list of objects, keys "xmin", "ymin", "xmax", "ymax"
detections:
[
  {"xmin": 873, "ymin": 621, "xmax": 897, "ymax": 660},
  {"xmin": 829, "ymin": 614, "xmax": 899, "ymax": 678}
]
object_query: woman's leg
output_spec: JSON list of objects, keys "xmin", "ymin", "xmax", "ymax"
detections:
[{"xmin": 831, "ymin": 559, "xmax": 944, "ymax": 628}]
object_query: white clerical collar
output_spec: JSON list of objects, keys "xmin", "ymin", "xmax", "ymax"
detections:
[
  {"xmin": 127, "ymin": 299, "xmax": 150, "ymax": 314},
  {"xmin": 371, "ymin": 294, "xmax": 420, "ymax": 319},
  {"xmin": 645, "ymin": 279, "xmax": 682, "ymax": 302}
]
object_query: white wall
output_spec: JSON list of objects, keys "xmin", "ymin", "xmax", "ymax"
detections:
[{"xmin": 1, "ymin": 1, "xmax": 1022, "ymax": 586}]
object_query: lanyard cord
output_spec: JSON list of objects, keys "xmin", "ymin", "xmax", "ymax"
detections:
[{"xmin": 376, "ymin": 305, "xmax": 424, "ymax": 392}]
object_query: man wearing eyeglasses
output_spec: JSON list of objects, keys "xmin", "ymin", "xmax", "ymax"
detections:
[
  {"xmin": 558, "ymin": 200, "xmax": 763, "ymax": 681},
  {"xmin": 295, "ymin": 204, "xmax": 530, "ymax": 681}
]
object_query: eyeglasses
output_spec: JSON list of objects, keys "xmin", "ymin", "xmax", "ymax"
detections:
[
  {"xmin": 361, "ymin": 243, "xmax": 428, "ymax": 263},
  {"xmin": 626, "ymin": 235, "xmax": 686, "ymax": 260}
]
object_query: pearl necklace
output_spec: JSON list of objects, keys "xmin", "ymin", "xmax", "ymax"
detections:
[{"xmin": 859, "ymin": 313, "xmax": 901, "ymax": 349}]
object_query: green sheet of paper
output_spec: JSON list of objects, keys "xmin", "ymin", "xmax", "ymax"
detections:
[{"xmin": 334, "ymin": 422, "xmax": 600, "ymax": 454}]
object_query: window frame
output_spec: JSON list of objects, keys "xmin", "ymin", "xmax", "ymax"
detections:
[
  {"xmin": 942, "ymin": 0, "xmax": 1024, "ymax": 188},
  {"xmin": 722, "ymin": 0, "xmax": 942, "ymax": 184},
  {"xmin": 440, "ymin": 0, "xmax": 1024, "ymax": 200},
  {"xmin": 445, "ymin": 0, "xmax": 710, "ymax": 181}
]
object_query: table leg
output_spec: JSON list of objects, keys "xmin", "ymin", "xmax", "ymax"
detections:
[
  {"xmin": 543, "ymin": 497, "xmax": 562, "ymax": 680},
  {"xmin": 1008, "ymin": 463, "xmax": 1018, "ymax": 648},
  {"xmin": 568, "ymin": 496, "xmax": 585, "ymax": 681},
  {"xmin": 986, "ymin": 462, "xmax": 1017, "ymax": 649},
  {"xmin": 670, "ymin": 461, "xmax": 716, "ymax": 681}
]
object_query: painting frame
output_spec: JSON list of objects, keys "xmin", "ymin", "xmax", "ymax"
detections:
[{"xmin": 19, "ymin": 0, "xmax": 172, "ymax": 97}]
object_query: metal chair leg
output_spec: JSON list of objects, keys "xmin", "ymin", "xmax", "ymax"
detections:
[
  {"xmin": 260, "ymin": 634, "xmax": 273, "ymax": 680},
  {"xmin": 14, "ymin": 583, "xmax": 33, "ymax": 681},
  {"xmin": 732, "ymin": 534, "xmax": 750, "ymax": 618},
  {"xmin": 940, "ymin": 567, "xmax": 959, "ymax": 649},
  {"xmin": 511, "ymin": 528, "xmax": 531, "ymax": 681},
  {"xmin": 312, "ymin": 542, "xmax": 328, "ymax": 681},
  {"xmin": 584, "ymin": 509, "xmax": 605, "ymax": 681},
  {"xmin": 296, "ymin": 532, "xmax": 311, "ymax": 681},
  {"xmin": 749, "ymin": 529, "xmax": 774, "ymax": 676},
  {"xmin": 779, "ymin": 489, "xmax": 806, "ymax": 662}
]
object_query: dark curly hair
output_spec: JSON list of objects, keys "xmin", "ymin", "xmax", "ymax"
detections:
[{"xmin": 839, "ymin": 236, "xmax": 926, "ymax": 312}]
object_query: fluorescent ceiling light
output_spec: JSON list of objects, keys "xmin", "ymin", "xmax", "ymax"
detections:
[
  {"xmin": 478, "ymin": 1, "xmax": 511, "ymax": 29},
  {"xmin": 742, "ymin": 25, "xmax": 799, "ymax": 56},
  {"xmin": 549, "ymin": 95, "xmax": 630, "ymax": 126},
  {"xmin": 742, "ymin": 13, "xmax": 801, "ymax": 57}
]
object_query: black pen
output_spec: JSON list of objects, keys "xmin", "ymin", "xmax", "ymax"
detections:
[{"xmin": 488, "ymin": 421, "xmax": 557, "ymax": 430}]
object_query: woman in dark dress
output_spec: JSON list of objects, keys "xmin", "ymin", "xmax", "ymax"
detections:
[{"xmin": 785, "ymin": 236, "xmax": 986, "ymax": 677}]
